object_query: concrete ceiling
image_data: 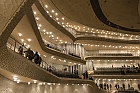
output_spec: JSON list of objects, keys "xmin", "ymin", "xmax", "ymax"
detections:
[
  {"xmin": 11, "ymin": 15, "xmax": 81, "ymax": 66},
  {"xmin": 41, "ymin": 0, "xmax": 140, "ymax": 34}
]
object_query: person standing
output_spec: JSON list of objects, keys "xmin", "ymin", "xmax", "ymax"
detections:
[
  {"xmin": 109, "ymin": 84, "xmax": 112, "ymax": 90},
  {"xmin": 18, "ymin": 45, "xmax": 23, "ymax": 55},
  {"xmin": 34, "ymin": 52, "xmax": 39, "ymax": 64}
]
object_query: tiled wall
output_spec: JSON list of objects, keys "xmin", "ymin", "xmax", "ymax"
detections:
[
  {"xmin": 0, "ymin": 46, "xmax": 104, "ymax": 93},
  {"xmin": 0, "ymin": 74, "xmax": 94, "ymax": 93},
  {"xmin": 0, "ymin": 0, "xmax": 24, "ymax": 35}
]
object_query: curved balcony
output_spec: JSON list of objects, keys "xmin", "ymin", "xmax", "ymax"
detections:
[
  {"xmin": 36, "ymin": 0, "xmax": 140, "ymax": 44},
  {"xmin": 85, "ymin": 56, "xmax": 140, "ymax": 60},
  {"xmin": 76, "ymin": 36, "xmax": 140, "ymax": 44},
  {"xmin": 0, "ymin": 45, "xmax": 105, "ymax": 93},
  {"xmin": 25, "ymin": 8, "xmax": 86, "ymax": 64}
]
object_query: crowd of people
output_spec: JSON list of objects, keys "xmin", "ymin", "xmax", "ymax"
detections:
[
  {"xmin": 95, "ymin": 65, "xmax": 140, "ymax": 75},
  {"xmin": 17, "ymin": 44, "xmax": 83, "ymax": 79},
  {"xmin": 18, "ymin": 45, "xmax": 42, "ymax": 66},
  {"xmin": 97, "ymin": 83, "xmax": 112, "ymax": 90}
]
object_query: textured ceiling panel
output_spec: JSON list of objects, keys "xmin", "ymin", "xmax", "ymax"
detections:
[
  {"xmin": 43, "ymin": 0, "xmax": 140, "ymax": 34},
  {"xmin": 98, "ymin": 0, "xmax": 140, "ymax": 29}
]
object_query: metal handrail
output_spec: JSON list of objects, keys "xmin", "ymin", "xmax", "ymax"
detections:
[{"xmin": 7, "ymin": 36, "xmax": 56, "ymax": 70}]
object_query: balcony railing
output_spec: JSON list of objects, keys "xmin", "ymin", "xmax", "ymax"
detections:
[
  {"xmin": 6, "ymin": 36, "xmax": 80, "ymax": 79},
  {"xmin": 39, "ymin": 0, "xmax": 140, "ymax": 41}
]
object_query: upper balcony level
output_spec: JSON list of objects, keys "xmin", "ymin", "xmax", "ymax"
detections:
[{"xmin": 33, "ymin": 1, "xmax": 140, "ymax": 44}]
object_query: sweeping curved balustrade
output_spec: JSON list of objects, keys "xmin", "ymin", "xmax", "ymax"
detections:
[
  {"xmin": 6, "ymin": 36, "xmax": 81, "ymax": 79},
  {"xmin": 39, "ymin": 0, "xmax": 139, "ymax": 41}
]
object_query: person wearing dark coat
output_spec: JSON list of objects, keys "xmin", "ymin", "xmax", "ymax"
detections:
[
  {"xmin": 18, "ymin": 45, "xmax": 23, "ymax": 55},
  {"xmin": 34, "ymin": 52, "xmax": 39, "ymax": 64}
]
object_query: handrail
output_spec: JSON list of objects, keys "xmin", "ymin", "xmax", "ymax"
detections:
[
  {"xmin": 86, "ymin": 53, "xmax": 134, "ymax": 57},
  {"xmin": 7, "ymin": 36, "xmax": 56, "ymax": 71}
]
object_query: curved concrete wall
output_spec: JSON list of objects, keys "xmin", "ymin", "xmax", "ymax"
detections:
[
  {"xmin": 35, "ymin": 1, "xmax": 140, "ymax": 44},
  {"xmin": 0, "ymin": 74, "xmax": 96, "ymax": 93},
  {"xmin": 0, "ymin": 0, "xmax": 36, "ymax": 46},
  {"xmin": 0, "ymin": 45, "xmax": 105, "ymax": 93},
  {"xmin": 26, "ymin": 7, "xmax": 86, "ymax": 64},
  {"xmin": 0, "ymin": 0, "xmax": 26, "ymax": 35}
]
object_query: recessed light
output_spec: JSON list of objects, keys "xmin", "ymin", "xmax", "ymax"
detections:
[
  {"xmin": 18, "ymin": 33, "xmax": 22, "ymax": 36},
  {"xmin": 33, "ymin": 11, "xmax": 37, "ymax": 15},
  {"xmin": 55, "ymin": 13, "xmax": 58, "ymax": 15},
  {"xmin": 27, "ymin": 39, "xmax": 31, "ymax": 42},
  {"xmin": 28, "ymin": 82, "xmax": 30, "ymax": 84},
  {"xmin": 45, "ymin": 5, "xmax": 48, "ymax": 8},
  {"xmin": 35, "ymin": 17, "xmax": 39, "ymax": 20},
  {"xmin": 17, "ymin": 80, "xmax": 20, "ymax": 83},
  {"xmin": 62, "ymin": 17, "xmax": 64, "ymax": 20},
  {"xmin": 21, "ymin": 39, "xmax": 24, "ymax": 42},
  {"xmin": 34, "ymin": 80, "xmax": 37, "ymax": 83},
  {"xmin": 52, "ymin": 10, "xmax": 54, "ymax": 13}
]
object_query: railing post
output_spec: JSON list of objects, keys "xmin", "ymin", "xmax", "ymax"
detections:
[
  {"xmin": 42, "ymin": 61, "xmax": 43, "ymax": 68},
  {"xmin": 14, "ymin": 41, "xmax": 16, "ymax": 52}
]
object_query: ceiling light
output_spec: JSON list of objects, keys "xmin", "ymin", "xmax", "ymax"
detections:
[
  {"xmin": 35, "ymin": 17, "xmax": 39, "ymax": 20},
  {"xmin": 43, "ymin": 29, "xmax": 46, "ymax": 32},
  {"xmin": 17, "ymin": 80, "xmax": 20, "ymax": 83},
  {"xmin": 50, "ymin": 32, "xmax": 52, "ymax": 34},
  {"xmin": 56, "ymin": 18, "xmax": 58, "ymax": 20},
  {"xmin": 45, "ymin": 5, "xmax": 48, "ymax": 8},
  {"xmin": 43, "ymin": 82, "xmax": 45, "ymax": 85},
  {"xmin": 13, "ymin": 77, "xmax": 18, "ymax": 81},
  {"xmin": 38, "ymin": 27, "xmax": 40, "ymax": 29},
  {"xmin": 28, "ymin": 82, "xmax": 30, "ymax": 85},
  {"xmin": 21, "ymin": 39, "xmax": 24, "ymax": 42},
  {"xmin": 39, "ymin": 83, "xmax": 43, "ymax": 85},
  {"xmin": 46, "ymin": 11, "xmax": 49, "ymax": 13},
  {"xmin": 27, "ymin": 39, "xmax": 31, "ymax": 42},
  {"xmin": 62, "ymin": 17, "xmax": 64, "ymax": 20},
  {"xmin": 69, "ymin": 62, "xmax": 72, "ymax": 63},
  {"xmin": 43, "ymin": 55, "xmax": 46, "ymax": 57},
  {"xmin": 52, "ymin": 10, "xmax": 54, "ymax": 13},
  {"xmin": 27, "ymin": 45, "xmax": 30, "ymax": 48},
  {"xmin": 47, "ymin": 83, "xmax": 51, "ymax": 85},
  {"xmin": 55, "ymin": 13, "xmax": 58, "ymax": 15},
  {"xmin": 38, "ymin": 24, "xmax": 42, "ymax": 27},
  {"xmin": 18, "ymin": 33, "xmax": 22, "ymax": 36},
  {"xmin": 33, "ymin": 11, "xmax": 37, "ymax": 15},
  {"xmin": 58, "ymin": 83, "xmax": 60, "ymax": 85},
  {"xmin": 34, "ymin": 80, "xmax": 37, "ymax": 83}
]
